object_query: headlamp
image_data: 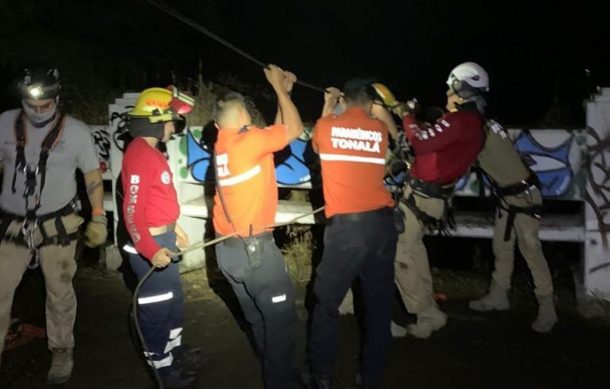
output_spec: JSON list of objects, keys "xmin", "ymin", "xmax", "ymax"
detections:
[{"xmin": 27, "ymin": 85, "xmax": 44, "ymax": 99}]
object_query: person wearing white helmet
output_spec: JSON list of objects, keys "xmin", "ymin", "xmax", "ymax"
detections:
[
  {"xmin": 464, "ymin": 63, "xmax": 558, "ymax": 333},
  {"xmin": 0, "ymin": 67, "xmax": 107, "ymax": 384},
  {"xmin": 445, "ymin": 61, "xmax": 490, "ymax": 113},
  {"xmin": 389, "ymin": 62, "xmax": 486, "ymax": 339}
]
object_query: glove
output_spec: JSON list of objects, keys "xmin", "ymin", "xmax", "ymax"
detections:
[
  {"xmin": 84, "ymin": 214, "xmax": 108, "ymax": 248},
  {"xmin": 404, "ymin": 98, "xmax": 420, "ymax": 115},
  {"xmin": 391, "ymin": 99, "xmax": 420, "ymax": 117}
]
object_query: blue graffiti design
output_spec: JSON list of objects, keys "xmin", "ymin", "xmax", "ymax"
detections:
[
  {"xmin": 186, "ymin": 130, "xmax": 212, "ymax": 182},
  {"xmin": 455, "ymin": 175, "xmax": 469, "ymax": 191},
  {"xmin": 275, "ymin": 139, "xmax": 311, "ymax": 185},
  {"xmin": 186, "ymin": 130, "xmax": 311, "ymax": 186},
  {"xmin": 514, "ymin": 131, "xmax": 573, "ymax": 197}
]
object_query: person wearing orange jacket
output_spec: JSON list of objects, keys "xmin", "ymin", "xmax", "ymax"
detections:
[
  {"xmin": 212, "ymin": 64, "xmax": 303, "ymax": 389},
  {"xmin": 308, "ymin": 79, "xmax": 398, "ymax": 389}
]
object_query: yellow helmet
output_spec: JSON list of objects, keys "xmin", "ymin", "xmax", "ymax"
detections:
[
  {"xmin": 372, "ymin": 83, "xmax": 398, "ymax": 108},
  {"xmin": 129, "ymin": 86, "xmax": 195, "ymax": 123}
]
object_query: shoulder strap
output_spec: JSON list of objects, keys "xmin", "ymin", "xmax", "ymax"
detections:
[
  {"xmin": 11, "ymin": 111, "xmax": 27, "ymax": 193},
  {"xmin": 37, "ymin": 113, "xmax": 66, "ymax": 204},
  {"xmin": 11, "ymin": 111, "xmax": 66, "ymax": 214},
  {"xmin": 213, "ymin": 152, "xmax": 235, "ymax": 228}
]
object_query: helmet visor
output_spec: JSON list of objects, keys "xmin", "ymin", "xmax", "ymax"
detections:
[{"xmin": 168, "ymin": 86, "xmax": 195, "ymax": 115}]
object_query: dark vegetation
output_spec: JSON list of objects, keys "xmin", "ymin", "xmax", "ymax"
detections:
[{"xmin": 2, "ymin": 0, "xmax": 609, "ymax": 126}]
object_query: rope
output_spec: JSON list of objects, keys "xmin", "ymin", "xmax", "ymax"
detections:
[
  {"xmin": 169, "ymin": 206, "xmax": 325, "ymax": 257},
  {"xmin": 146, "ymin": 0, "xmax": 325, "ymax": 93},
  {"xmin": 132, "ymin": 205, "xmax": 325, "ymax": 388}
]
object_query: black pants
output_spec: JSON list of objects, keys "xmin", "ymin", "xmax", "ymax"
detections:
[
  {"xmin": 309, "ymin": 207, "xmax": 397, "ymax": 387},
  {"xmin": 216, "ymin": 233, "xmax": 298, "ymax": 389},
  {"xmin": 129, "ymin": 231, "xmax": 185, "ymax": 375}
]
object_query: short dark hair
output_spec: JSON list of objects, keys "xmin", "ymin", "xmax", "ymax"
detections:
[
  {"xmin": 213, "ymin": 92, "xmax": 246, "ymax": 122},
  {"xmin": 342, "ymin": 77, "xmax": 377, "ymax": 106}
]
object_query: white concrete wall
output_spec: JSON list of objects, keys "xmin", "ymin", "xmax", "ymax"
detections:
[
  {"xmin": 584, "ymin": 88, "xmax": 610, "ymax": 299},
  {"xmin": 97, "ymin": 90, "xmax": 610, "ymax": 299}
]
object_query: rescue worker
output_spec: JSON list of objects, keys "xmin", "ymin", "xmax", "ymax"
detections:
[
  {"xmin": 308, "ymin": 79, "xmax": 398, "ymax": 389},
  {"xmin": 212, "ymin": 64, "xmax": 303, "ymax": 389},
  {"xmin": 0, "ymin": 67, "xmax": 107, "ymax": 383},
  {"xmin": 390, "ymin": 63, "xmax": 486, "ymax": 339},
  {"xmin": 465, "ymin": 63, "xmax": 558, "ymax": 333},
  {"xmin": 121, "ymin": 86, "xmax": 200, "ymax": 388}
]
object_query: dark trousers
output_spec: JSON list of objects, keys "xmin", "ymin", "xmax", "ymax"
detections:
[
  {"xmin": 129, "ymin": 232, "xmax": 185, "ymax": 374},
  {"xmin": 309, "ymin": 208, "xmax": 397, "ymax": 387},
  {"xmin": 216, "ymin": 233, "xmax": 298, "ymax": 389}
]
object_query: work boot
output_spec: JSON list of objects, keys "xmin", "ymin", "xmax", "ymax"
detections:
[
  {"xmin": 47, "ymin": 348, "xmax": 74, "ymax": 385},
  {"xmin": 406, "ymin": 305, "xmax": 447, "ymax": 339},
  {"xmin": 469, "ymin": 282, "xmax": 510, "ymax": 312},
  {"xmin": 390, "ymin": 321, "xmax": 407, "ymax": 338},
  {"xmin": 161, "ymin": 367, "xmax": 196, "ymax": 388},
  {"xmin": 532, "ymin": 294, "xmax": 558, "ymax": 333}
]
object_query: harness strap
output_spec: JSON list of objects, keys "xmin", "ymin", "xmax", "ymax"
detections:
[
  {"xmin": 12, "ymin": 111, "xmax": 27, "ymax": 194},
  {"xmin": 38, "ymin": 115, "xmax": 65, "ymax": 202},
  {"xmin": 401, "ymin": 193, "xmax": 455, "ymax": 235},
  {"xmin": 3, "ymin": 231, "xmax": 79, "ymax": 248},
  {"xmin": 0, "ymin": 218, "xmax": 11, "ymax": 241},
  {"xmin": 54, "ymin": 216, "xmax": 71, "ymax": 246},
  {"xmin": 0, "ymin": 201, "xmax": 78, "ymax": 247},
  {"xmin": 408, "ymin": 177, "xmax": 455, "ymax": 199},
  {"xmin": 498, "ymin": 203, "xmax": 543, "ymax": 241},
  {"xmin": 11, "ymin": 110, "xmax": 66, "ymax": 214}
]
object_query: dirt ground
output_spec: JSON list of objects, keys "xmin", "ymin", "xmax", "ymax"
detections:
[{"xmin": 1, "ymin": 242, "xmax": 610, "ymax": 389}]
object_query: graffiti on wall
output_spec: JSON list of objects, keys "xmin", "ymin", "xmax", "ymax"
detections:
[
  {"xmin": 92, "ymin": 127, "xmax": 111, "ymax": 172},
  {"xmin": 585, "ymin": 126, "xmax": 610, "ymax": 247},
  {"xmin": 109, "ymin": 109, "xmax": 133, "ymax": 152},
  {"xmin": 455, "ymin": 129, "xmax": 587, "ymax": 200},
  {"xmin": 515, "ymin": 131, "xmax": 574, "ymax": 197},
  {"xmin": 186, "ymin": 129, "xmax": 312, "ymax": 185},
  {"xmin": 183, "ymin": 126, "xmax": 589, "ymax": 198}
]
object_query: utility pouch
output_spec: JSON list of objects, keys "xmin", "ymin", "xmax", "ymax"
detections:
[{"xmin": 245, "ymin": 237, "xmax": 263, "ymax": 269}]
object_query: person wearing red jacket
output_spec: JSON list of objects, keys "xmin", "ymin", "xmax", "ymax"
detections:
[
  {"xmin": 390, "ymin": 63, "xmax": 487, "ymax": 339},
  {"xmin": 121, "ymin": 86, "xmax": 199, "ymax": 388}
]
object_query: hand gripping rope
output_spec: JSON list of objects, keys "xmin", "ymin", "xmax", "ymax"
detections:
[{"xmin": 132, "ymin": 206, "xmax": 325, "ymax": 389}]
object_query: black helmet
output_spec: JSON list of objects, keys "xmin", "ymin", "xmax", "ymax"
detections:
[{"xmin": 18, "ymin": 68, "xmax": 61, "ymax": 100}]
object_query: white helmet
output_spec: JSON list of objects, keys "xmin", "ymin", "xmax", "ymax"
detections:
[{"xmin": 446, "ymin": 62, "xmax": 489, "ymax": 98}]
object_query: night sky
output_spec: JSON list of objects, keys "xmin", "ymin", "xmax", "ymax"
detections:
[{"xmin": 1, "ymin": 0, "xmax": 609, "ymax": 125}]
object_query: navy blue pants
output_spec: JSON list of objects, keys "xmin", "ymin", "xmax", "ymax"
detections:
[
  {"xmin": 309, "ymin": 208, "xmax": 397, "ymax": 387},
  {"xmin": 216, "ymin": 233, "xmax": 298, "ymax": 389},
  {"xmin": 129, "ymin": 231, "xmax": 185, "ymax": 375}
]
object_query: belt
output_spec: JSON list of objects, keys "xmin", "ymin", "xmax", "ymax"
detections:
[
  {"xmin": 148, "ymin": 223, "xmax": 176, "ymax": 236},
  {"xmin": 330, "ymin": 207, "xmax": 392, "ymax": 224}
]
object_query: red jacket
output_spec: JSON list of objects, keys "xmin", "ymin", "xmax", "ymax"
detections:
[
  {"xmin": 403, "ymin": 110, "xmax": 484, "ymax": 184},
  {"xmin": 121, "ymin": 138, "xmax": 180, "ymax": 260}
]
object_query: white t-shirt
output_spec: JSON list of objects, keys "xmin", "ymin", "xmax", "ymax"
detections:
[{"xmin": 0, "ymin": 108, "xmax": 100, "ymax": 215}]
